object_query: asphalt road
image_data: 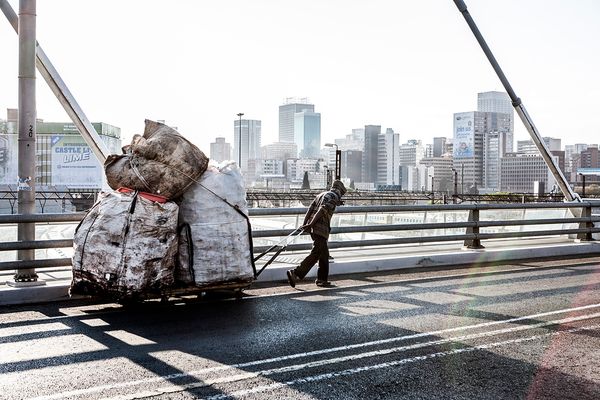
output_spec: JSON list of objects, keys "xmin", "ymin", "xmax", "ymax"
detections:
[{"xmin": 1, "ymin": 257, "xmax": 600, "ymax": 400}]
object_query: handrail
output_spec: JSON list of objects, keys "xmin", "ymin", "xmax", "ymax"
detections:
[{"xmin": 0, "ymin": 202, "xmax": 598, "ymax": 272}]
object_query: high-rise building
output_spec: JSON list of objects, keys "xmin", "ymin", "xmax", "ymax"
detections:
[
  {"xmin": 233, "ymin": 118, "xmax": 261, "ymax": 175},
  {"xmin": 453, "ymin": 111, "xmax": 511, "ymax": 191},
  {"xmin": 294, "ymin": 110, "xmax": 321, "ymax": 158},
  {"xmin": 433, "ymin": 137, "xmax": 447, "ymax": 157},
  {"xmin": 477, "ymin": 91, "xmax": 514, "ymax": 152},
  {"xmin": 210, "ymin": 137, "xmax": 231, "ymax": 163},
  {"xmin": 278, "ymin": 98, "xmax": 314, "ymax": 143},
  {"xmin": 341, "ymin": 150, "xmax": 362, "ymax": 183},
  {"xmin": 483, "ymin": 131, "xmax": 508, "ymax": 191},
  {"xmin": 361, "ymin": 125, "xmax": 381, "ymax": 184},
  {"xmin": 377, "ymin": 128, "xmax": 400, "ymax": 185},
  {"xmin": 399, "ymin": 139, "xmax": 425, "ymax": 167}
]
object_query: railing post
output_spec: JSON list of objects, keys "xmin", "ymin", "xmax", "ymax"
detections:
[
  {"xmin": 463, "ymin": 207, "xmax": 485, "ymax": 249},
  {"xmin": 576, "ymin": 204, "xmax": 594, "ymax": 242}
]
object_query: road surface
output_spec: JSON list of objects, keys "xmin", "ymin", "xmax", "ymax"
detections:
[{"xmin": 1, "ymin": 256, "xmax": 599, "ymax": 399}]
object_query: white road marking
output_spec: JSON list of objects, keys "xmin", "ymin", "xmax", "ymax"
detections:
[
  {"xmin": 34, "ymin": 306, "xmax": 600, "ymax": 400},
  {"xmin": 202, "ymin": 323, "xmax": 600, "ymax": 400},
  {"xmin": 104, "ymin": 312, "xmax": 600, "ymax": 400}
]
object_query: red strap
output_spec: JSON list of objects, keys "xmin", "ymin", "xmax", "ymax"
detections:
[{"xmin": 116, "ymin": 187, "xmax": 168, "ymax": 203}]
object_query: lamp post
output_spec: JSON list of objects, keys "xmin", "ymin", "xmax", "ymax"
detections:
[
  {"xmin": 324, "ymin": 143, "xmax": 341, "ymax": 180},
  {"xmin": 429, "ymin": 174, "xmax": 435, "ymax": 204},
  {"xmin": 236, "ymin": 112, "xmax": 244, "ymax": 169},
  {"xmin": 451, "ymin": 168, "xmax": 458, "ymax": 203},
  {"xmin": 578, "ymin": 173, "xmax": 586, "ymax": 197}
]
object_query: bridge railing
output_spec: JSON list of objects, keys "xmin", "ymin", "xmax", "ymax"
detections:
[{"xmin": 0, "ymin": 202, "xmax": 599, "ymax": 273}]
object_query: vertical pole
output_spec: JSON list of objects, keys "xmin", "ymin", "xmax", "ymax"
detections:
[
  {"xmin": 461, "ymin": 163, "xmax": 464, "ymax": 195},
  {"xmin": 237, "ymin": 112, "xmax": 244, "ymax": 170},
  {"xmin": 582, "ymin": 175, "xmax": 586, "ymax": 197},
  {"xmin": 463, "ymin": 208, "xmax": 485, "ymax": 249},
  {"xmin": 15, "ymin": 0, "xmax": 37, "ymax": 282},
  {"xmin": 335, "ymin": 149, "xmax": 341, "ymax": 180}
]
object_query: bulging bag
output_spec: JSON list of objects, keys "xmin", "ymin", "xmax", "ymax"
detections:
[
  {"xmin": 105, "ymin": 120, "xmax": 209, "ymax": 200},
  {"xmin": 71, "ymin": 190, "xmax": 179, "ymax": 300},
  {"xmin": 177, "ymin": 162, "xmax": 254, "ymax": 286}
]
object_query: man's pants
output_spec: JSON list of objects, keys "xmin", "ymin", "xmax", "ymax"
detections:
[{"xmin": 294, "ymin": 234, "xmax": 329, "ymax": 281}]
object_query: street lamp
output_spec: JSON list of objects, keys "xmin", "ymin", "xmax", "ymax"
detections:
[
  {"xmin": 236, "ymin": 112, "xmax": 244, "ymax": 168},
  {"xmin": 324, "ymin": 143, "xmax": 341, "ymax": 180},
  {"xmin": 578, "ymin": 173, "xmax": 586, "ymax": 197},
  {"xmin": 451, "ymin": 168, "xmax": 458, "ymax": 196}
]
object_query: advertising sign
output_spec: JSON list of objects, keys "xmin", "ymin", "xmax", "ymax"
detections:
[
  {"xmin": 51, "ymin": 135, "xmax": 103, "ymax": 188},
  {"xmin": 0, "ymin": 134, "xmax": 18, "ymax": 185},
  {"xmin": 453, "ymin": 112, "xmax": 474, "ymax": 159}
]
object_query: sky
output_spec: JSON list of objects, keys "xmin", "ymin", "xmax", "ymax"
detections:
[{"xmin": 1, "ymin": 0, "xmax": 599, "ymax": 153}]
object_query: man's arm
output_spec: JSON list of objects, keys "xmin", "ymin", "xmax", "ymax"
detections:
[{"xmin": 301, "ymin": 207, "xmax": 326, "ymax": 231}]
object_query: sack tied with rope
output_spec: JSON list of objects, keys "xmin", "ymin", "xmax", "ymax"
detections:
[{"xmin": 104, "ymin": 119, "xmax": 209, "ymax": 200}]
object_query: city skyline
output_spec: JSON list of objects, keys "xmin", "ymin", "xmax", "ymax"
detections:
[{"xmin": 0, "ymin": 1, "xmax": 599, "ymax": 155}]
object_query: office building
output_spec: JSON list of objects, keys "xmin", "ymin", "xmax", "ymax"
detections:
[
  {"xmin": 1, "ymin": 109, "xmax": 121, "ymax": 189},
  {"xmin": 419, "ymin": 155, "xmax": 454, "ymax": 192},
  {"xmin": 210, "ymin": 137, "xmax": 231, "ymax": 163},
  {"xmin": 500, "ymin": 153, "xmax": 556, "ymax": 193},
  {"xmin": 261, "ymin": 142, "xmax": 297, "ymax": 161},
  {"xmin": 341, "ymin": 150, "xmax": 362, "ymax": 183},
  {"xmin": 294, "ymin": 110, "xmax": 321, "ymax": 158},
  {"xmin": 477, "ymin": 91, "xmax": 514, "ymax": 152},
  {"xmin": 335, "ymin": 128, "xmax": 364, "ymax": 151},
  {"xmin": 517, "ymin": 137, "xmax": 561, "ymax": 154},
  {"xmin": 278, "ymin": 98, "xmax": 314, "ymax": 143},
  {"xmin": 483, "ymin": 131, "xmax": 508, "ymax": 191},
  {"xmin": 433, "ymin": 137, "xmax": 448, "ymax": 157},
  {"xmin": 233, "ymin": 118, "xmax": 261, "ymax": 175},
  {"xmin": 452, "ymin": 111, "xmax": 511, "ymax": 192},
  {"xmin": 361, "ymin": 125, "xmax": 381, "ymax": 184},
  {"xmin": 377, "ymin": 128, "xmax": 400, "ymax": 186},
  {"xmin": 399, "ymin": 139, "xmax": 425, "ymax": 167}
]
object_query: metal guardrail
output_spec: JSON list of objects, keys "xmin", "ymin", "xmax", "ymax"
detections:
[{"xmin": 0, "ymin": 203, "xmax": 598, "ymax": 273}]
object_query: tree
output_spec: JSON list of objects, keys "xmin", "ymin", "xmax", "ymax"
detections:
[{"xmin": 301, "ymin": 171, "xmax": 311, "ymax": 190}]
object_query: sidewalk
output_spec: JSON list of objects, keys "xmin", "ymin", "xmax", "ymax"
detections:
[{"xmin": 2, "ymin": 236, "xmax": 600, "ymax": 306}]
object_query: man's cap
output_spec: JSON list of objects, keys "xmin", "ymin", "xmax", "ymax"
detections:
[{"xmin": 332, "ymin": 180, "xmax": 347, "ymax": 196}]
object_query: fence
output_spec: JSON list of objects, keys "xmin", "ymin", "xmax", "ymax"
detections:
[{"xmin": 0, "ymin": 202, "xmax": 599, "ymax": 275}]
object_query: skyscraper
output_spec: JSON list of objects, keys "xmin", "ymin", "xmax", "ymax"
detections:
[
  {"xmin": 377, "ymin": 128, "xmax": 400, "ymax": 185},
  {"xmin": 433, "ymin": 137, "xmax": 447, "ymax": 157},
  {"xmin": 294, "ymin": 110, "xmax": 321, "ymax": 158},
  {"xmin": 361, "ymin": 125, "xmax": 381, "ymax": 184},
  {"xmin": 278, "ymin": 98, "xmax": 314, "ymax": 143},
  {"xmin": 477, "ymin": 91, "xmax": 514, "ymax": 153},
  {"xmin": 233, "ymin": 119, "xmax": 261, "ymax": 175}
]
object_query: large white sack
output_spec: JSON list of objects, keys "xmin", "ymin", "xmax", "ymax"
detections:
[
  {"xmin": 71, "ymin": 190, "xmax": 179, "ymax": 300},
  {"xmin": 178, "ymin": 162, "xmax": 254, "ymax": 285}
]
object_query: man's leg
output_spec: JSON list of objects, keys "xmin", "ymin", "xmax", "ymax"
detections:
[
  {"xmin": 315, "ymin": 236, "xmax": 330, "ymax": 282},
  {"xmin": 293, "ymin": 234, "xmax": 322, "ymax": 279}
]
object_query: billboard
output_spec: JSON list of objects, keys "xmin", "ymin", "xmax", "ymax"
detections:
[
  {"xmin": 0, "ymin": 134, "xmax": 18, "ymax": 185},
  {"xmin": 51, "ymin": 135, "xmax": 103, "ymax": 188},
  {"xmin": 453, "ymin": 112, "xmax": 474, "ymax": 159}
]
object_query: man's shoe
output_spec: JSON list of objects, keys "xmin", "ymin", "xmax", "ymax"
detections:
[
  {"xmin": 286, "ymin": 270, "xmax": 297, "ymax": 288},
  {"xmin": 315, "ymin": 279, "xmax": 334, "ymax": 287}
]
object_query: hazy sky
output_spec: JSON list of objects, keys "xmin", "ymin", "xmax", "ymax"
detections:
[{"xmin": 1, "ymin": 0, "xmax": 599, "ymax": 153}]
